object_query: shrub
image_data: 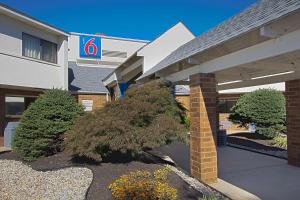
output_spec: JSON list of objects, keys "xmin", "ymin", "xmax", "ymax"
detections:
[
  {"xmin": 229, "ymin": 89, "xmax": 286, "ymax": 138},
  {"xmin": 13, "ymin": 89, "xmax": 84, "ymax": 161},
  {"xmin": 108, "ymin": 167, "xmax": 177, "ymax": 200},
  {"xmin": 272, "ymin": 134, "xmax": 287, "ymax": 149},
  {"xmin": 198, "ymin": 195, "xmax": 217, "ymax": 200},
  {"xmin": 183, "ymin": 115, "xmax": 190, "ymax": 129},
  {"xmin": 65, "ymin": 80, "xmax": 187, "ymax": 161}
]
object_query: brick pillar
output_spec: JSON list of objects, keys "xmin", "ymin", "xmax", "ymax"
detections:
[
  {"xmin": 189, "ymin": 73, "xmax": 218, "ymax": 183},
  {"xmin": 286, "ymin": 79, "xmax": 300, "ymax": 166},
  {"xmin": 0, "ymin": 90, "xmax": 5, "ymax": 146}
]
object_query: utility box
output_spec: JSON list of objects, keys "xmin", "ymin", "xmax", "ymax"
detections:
[{"xmin": 4, "ymin": 122, "xmax": 20, "ymax": 148}]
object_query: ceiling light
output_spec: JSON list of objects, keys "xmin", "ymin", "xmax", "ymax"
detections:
[{"xmin": 251, "ymin": 71, "xmax": 295, "ymax": 80}]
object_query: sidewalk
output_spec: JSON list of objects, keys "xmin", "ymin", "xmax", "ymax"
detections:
[{"xmin": 218, "ymin": 147, "xmax": 300, "ymax": 200}]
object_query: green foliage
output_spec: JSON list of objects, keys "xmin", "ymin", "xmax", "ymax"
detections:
[
  {"xmin": 65, "ymin": 80, "xmax": 188, "ymax": 161},
  {"xmin": 229, "ymin": 89, "xmax": 286, "ymax": 138},
  {"xmin": 183, "ymin": 115, "xmax": 190, "ymax": 128},
  {"xmin": 272, "ymin": 134, "xmax": 287, "ymax": 149},
  {"xmin": 109, "ymin": 167, "xmax": 177, "ymax": 200},
  {"xmin": 198, "ymin": 194, "xmax": 217, "ymax": 200},
  {"xmin": 13, "ymin": 89, "xmax": 84, "ymax": 161}
]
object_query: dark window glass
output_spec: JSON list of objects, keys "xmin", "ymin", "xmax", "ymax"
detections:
[
  {"xmin": 218, "ymin": 99, "xmax": 237, "ymax": 113},
  {"xmin": 5, "ymin": 97, "xmax": 25, "ymax": 117},
  {"xmin": 5, "ymin": 96, "xmax": 37, "ymax": 117},
  {"xmin": 22, "ymin": 33, "xmax": 57, "ymax": 64}
]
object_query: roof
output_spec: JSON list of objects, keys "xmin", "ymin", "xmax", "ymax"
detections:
[
  {"xmin": 139, "ymin": 0, "xmax": 300, "ymax": 80},
  {"xmin": 68, "ymin": 62, "xmax": 114, "ymax": 93},
  {"xmin": 0, "ymin": 3, "xmax": 69, "ymax": 36},
  {"xmin": 103, "ymin": 22, "xmax": 194, "ymax": 85}
]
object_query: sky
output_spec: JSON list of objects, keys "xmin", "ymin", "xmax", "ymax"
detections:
[{"xmin": 0, "ymin": 0, "xmax": 256, "ymax": 40}]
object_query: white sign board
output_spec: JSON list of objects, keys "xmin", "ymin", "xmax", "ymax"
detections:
[{"xmin": 82, "ymin": 100, "xmax": 93, "ymax": 112}]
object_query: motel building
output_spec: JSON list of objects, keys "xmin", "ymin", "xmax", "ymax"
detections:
[{"xmin": 1, "ymin": 0, "xmax": 300, "ymax": 189}]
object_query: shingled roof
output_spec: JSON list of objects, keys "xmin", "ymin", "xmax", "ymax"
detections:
[
  {"xmin": 68, "ymin": 62, "xmax": 114, "ymax": 93},
  {"xmin": 139, "ymin": 0, "xmax": 300, "ymax": 80}
]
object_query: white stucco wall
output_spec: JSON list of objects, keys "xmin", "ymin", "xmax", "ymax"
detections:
[
  {"xmin": 68, "ymin": 33, "xmax": 148, "ymax": 68},
  {"xmin": 137, "ymin": 22, "xmax": 195, "ymax": 73},
  {"xmin": 0, "ymin": 13, "xmax": 68, "ymax": 89}
]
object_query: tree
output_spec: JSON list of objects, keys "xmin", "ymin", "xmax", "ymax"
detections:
[
  {"xmin": 229, "ymin": 89, "xmax": 286, "ymax": 138},
  {"xmin": 65, "ymin": 80, "xmax": 188, "ymax": 161},
  {"xmin": 13, "ymin": 89, "xmax": 84, "ymax": 161}
]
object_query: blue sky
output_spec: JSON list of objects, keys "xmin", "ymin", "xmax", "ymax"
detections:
[{"xmin": 0, "ymin": 0, "xmax": 256, "ymax": 40}]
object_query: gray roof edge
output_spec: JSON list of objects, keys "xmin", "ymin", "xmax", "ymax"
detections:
[
  {"xmin": 103, "ymin": 21, "xmax": 195, "ymax": 83},
  {"xmin": 139, "ymin": 0, "xmax": 300, "ymax": 80}
]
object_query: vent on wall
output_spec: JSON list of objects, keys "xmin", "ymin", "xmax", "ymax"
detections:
[{"xmin": 102, "ymin": 50, "xmax": 127, "ymax": 58}]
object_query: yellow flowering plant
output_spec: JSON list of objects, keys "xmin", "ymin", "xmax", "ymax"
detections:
[{"xmin": 108, "ymin": 167, "xmax": 177, "ymax": 200}]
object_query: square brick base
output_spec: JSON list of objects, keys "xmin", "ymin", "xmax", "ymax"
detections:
[
  {"xmin": 189, "ymin": 73, "xmax": 218, "ymax": 183},
  {"xmin": 286, "ymin": 79, "xmax": 300, "ymax": 166}
]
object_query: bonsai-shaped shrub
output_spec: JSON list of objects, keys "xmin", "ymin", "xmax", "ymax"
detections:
[
  {"xmin": 108, "ymin": 167, "xmax": 177, "ymax": 200},
  {"xmin": 13, "ymin": 89, "xmax": 84, "ymax": 161},
  {"xmin": 65, "ymin": 80, "xmax": 187, "ymax": 161},
  {"xmin": 229, "ymin": 89, "xmax": 286, "ymax": 138}
]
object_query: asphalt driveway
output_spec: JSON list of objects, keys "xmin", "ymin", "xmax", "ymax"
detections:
[{"xmin": 155, "ymin": 143, "xmax": 300, "ymax": 200}]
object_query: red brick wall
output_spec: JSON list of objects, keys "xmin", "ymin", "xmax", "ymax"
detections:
[
  {"xmin": 286, "ymin": 79, "xmax": 300, "ymax": 166},
  {"xmin": 189, "ymin": 73, "xmax": 218, "ymax": 183},
  {"xmin": 176, "ymin": 93, "xmax": 246, "ymax": 132},
  {"xmin": 176, "ymin": 95, "xmax": 190, "ymax": 115},
  {"xmin": 76, "ymin": 94, "xmax": 109, "ymax": 111}
]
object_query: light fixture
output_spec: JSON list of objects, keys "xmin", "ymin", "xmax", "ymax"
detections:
[
  {"xmin": 218, "ymin": 80, "xmax": 242, "ymax": 85},
  {"xmin": 251, "ymin": 71, "xmax": 295, "ymax": 80}
]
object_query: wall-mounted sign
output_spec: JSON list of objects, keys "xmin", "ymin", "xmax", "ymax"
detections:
[
  {"xmin": 79, "ymin": 35, "xmax": 101, "ymax": 58},
  {"xmin": 82, "ymin": 100, "xmax": 93, "ymax": 112}
]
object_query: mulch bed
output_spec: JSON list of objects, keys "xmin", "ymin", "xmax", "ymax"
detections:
[
  {"xmin": 227, "ymin": 132, "xmax": 287, "ymax": 158},
  {"xmin": 0, "ymin": 151, "xmax": 202, "ymax": 200}
]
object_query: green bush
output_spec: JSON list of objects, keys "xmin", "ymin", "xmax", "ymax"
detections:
[
  {"xmin": 198, "ymin": 194, "xmax": 217, "ymax": 200},
  {"xmin": 229, "ymin": 89, "xmax": 286, "ymax": 138},
  {"xmin": 65, "ymin": 80, "xmax": 188, "ymax": 161},
  {"xmin": 272, "ymin": 134, "xmax": 287, "ymax": 149},
  {"xmin": 13, "ymin": 89, "xmax": 84, "ymax": 161},
  {"xmin": 109, "ymin": 167, "xmax": 177, "ymax": 200}
]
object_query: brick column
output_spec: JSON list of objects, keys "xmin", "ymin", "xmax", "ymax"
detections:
[
  {"xmin": 0, "ymin": 90, "xmax": 5, "ymax": 146},
  {"xmin": 286, "ymin": 79, "xmax": 300, "ymax": 166},
  {"xmin": 189, "ymin": 73, "xmax": 218, "ymax": 183}
]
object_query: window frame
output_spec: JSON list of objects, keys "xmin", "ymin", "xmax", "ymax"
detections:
[
  {"xmin": 5, "ymin": 95, "xmax": 37, "ymax": 118},
  {"xmin": 22, "ymin": 32, "xmax": 58, "ymax": 64}
]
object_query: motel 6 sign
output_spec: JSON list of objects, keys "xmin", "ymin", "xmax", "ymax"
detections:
[{"xmin": 79, "ymin": 35, "xmax": 101, "ymax": 58}]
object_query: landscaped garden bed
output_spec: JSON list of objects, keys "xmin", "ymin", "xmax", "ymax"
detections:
[
  {"xmin": 1, "ymin": 81, "xmax": 227, "ymax": 200},
  {"xmin": 227, "ymin": 132, "xmax": 287, "ymax": 159},
  {"xmin": 227, "ymin": 89, "xmax": 287, "ymax": 159},
  {"xmin": 0, "ymin": 151, "xmax": 222, "ymax": 200},
  {"xmin": 0, "ymin": 158, "xmax": 92, "ymax": 200}
]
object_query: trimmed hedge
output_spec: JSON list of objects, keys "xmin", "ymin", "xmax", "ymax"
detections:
[
  {"xmin": 65, "ymin": 80, "xmax": 188, "ymax": 161},
  {"xmin": 13, "ymin": 89, "xmax": 84, "ymax": 161},
  {"xmin": 229, "ymin": 89, "xmax": 286, "ymax": 138}
]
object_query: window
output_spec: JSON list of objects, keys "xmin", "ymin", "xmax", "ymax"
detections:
[
  {"xmin": 218, "ymin": 99, "xmax": 237, "ymax": 113},
  {"xmin": 22, "ymin": 33, "xmax": 57, "ymax": 63},
  {"xmin": 5, "ymin": 96, "xmax": 37, "ymax": 118}
]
